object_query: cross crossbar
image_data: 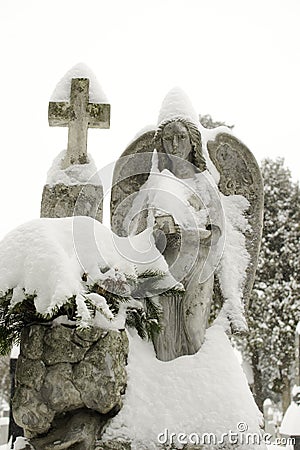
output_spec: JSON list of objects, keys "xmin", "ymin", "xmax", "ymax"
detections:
[{"xmin": 48, "ymin": 78, "xmax": 110, "ymax": 168}]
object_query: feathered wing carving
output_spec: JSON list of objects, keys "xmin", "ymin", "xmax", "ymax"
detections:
[
  {"xmin": 207, "ymin": 133, "xmax": 264, "ymax": 328},
  {"xmin": 110, "ymin": 130, "xmax": 156, "ymax": 236}
]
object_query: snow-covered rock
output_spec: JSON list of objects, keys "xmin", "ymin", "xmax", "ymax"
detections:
[{"xmin": 0, "ymin": 216, "xmax": 177, "ymax": 318}]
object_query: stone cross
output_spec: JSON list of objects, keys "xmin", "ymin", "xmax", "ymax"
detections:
[{"xmin": 48, "ymin": 78, "xmax": 110, "ymax": 169}]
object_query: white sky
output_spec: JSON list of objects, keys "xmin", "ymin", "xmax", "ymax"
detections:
[{"xmin": 0, "ymin": 0, "xmax": 299, "ymax": 239}]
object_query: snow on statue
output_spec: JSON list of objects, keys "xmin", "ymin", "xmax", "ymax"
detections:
[
  {"xmin": 103, "ymin": 87, "xmax": 265, "ymax": 449},
  {"xmin": 111, "ymin": 87, "xmax": 264, "ymax": 361}
]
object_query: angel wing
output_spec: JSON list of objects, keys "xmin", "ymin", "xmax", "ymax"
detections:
[
  {"xmin": 110, "ymin": 130, "xmax": 156, "ymax": 236},
  {"xmin": 207, "ymin": 133, "xmax": 264, "ymax": 331}
]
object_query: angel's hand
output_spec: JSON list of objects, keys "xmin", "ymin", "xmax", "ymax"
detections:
[
  {"xmin": 201, "ymin": 224, "xmax": 221, "ymax": 247},
  {"xmin": 153, "ymin": 215, "xmax": 181, "ymax": 254}
]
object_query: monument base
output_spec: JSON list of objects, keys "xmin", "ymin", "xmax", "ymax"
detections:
[
  {"xmin": 12, "ymin": 325, "xmax": 128, "ymax": 449},
  {"xmin": 41, "ymin": 183, "xmax": 103, "ymax": 222}
]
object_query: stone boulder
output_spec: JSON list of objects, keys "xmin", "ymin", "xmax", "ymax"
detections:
[{"xmin": 13, "ymin": 324, "xmax": 128, "ymax": 449}]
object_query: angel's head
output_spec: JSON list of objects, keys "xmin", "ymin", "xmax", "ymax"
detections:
[{"xmin": 154, "ymin": 118, "xmax": 206, "ymax": 173}]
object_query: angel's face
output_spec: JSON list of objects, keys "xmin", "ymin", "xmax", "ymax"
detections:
[{"xmin": 162, "ymin": 122, "xmax": 192, "ymax": 160}]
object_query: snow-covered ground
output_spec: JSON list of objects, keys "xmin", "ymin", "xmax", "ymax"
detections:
[{"xmin": 102, "ymin": 325, "xmax": 264, "ymax": 449}]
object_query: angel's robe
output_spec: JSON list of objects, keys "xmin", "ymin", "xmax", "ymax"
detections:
[{"xmin": 126, "ymin": 168, "xmax": 224, "ymax": 361}]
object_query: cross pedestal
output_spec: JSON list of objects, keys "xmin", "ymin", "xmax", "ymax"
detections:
[{"xmin": 48, "ymin": 78, "xmax": 110, "ymax": 169}]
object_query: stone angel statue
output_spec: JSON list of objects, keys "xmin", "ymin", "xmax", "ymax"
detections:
[{"xmin": 110, "ymin": 88, "xmax": 263, "ymax": 361}]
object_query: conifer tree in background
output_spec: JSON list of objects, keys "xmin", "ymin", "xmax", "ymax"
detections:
[{"xmin": 242, "ymin": 158, "xmax": 300, "ymax": 413}]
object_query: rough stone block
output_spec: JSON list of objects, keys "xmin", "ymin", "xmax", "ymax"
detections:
[
  {"xmin": 20, "ymin": 325, "xmax": 46, "ymax": 360},
  {"xmin": 13, "ymin": 324, "xmax": 128, "ymax": 449},
  {"xmin": 40, "ymin": 183, "xmax": 103, "ymax": 222},
  {"xmin": 41, "ymin": 363, "xmax": 83, "ymax": 413},
  {"xmin": 42, "ymin": 325, "xmax": 88, "ymax": 365},
  {"xmin": 15, "ymin": 357, "xmax": 46, "ymax": 391}
]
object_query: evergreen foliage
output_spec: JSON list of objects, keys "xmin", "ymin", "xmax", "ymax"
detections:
[
  {"xmin": 0, "ymin": 270, "xmax": 170, "ymax": 356},
  {"xmin": 241, "ymin": 158, "xmax": 300, "ymax": 411},
  {"xmin": 0, "ymin": 292, "xmax": 38, "ymax": 355},
  {"xmin": 126, "ymin": 297, "xmax": 162, "ymax": 341},
  {"xmin": 0, "ymin": 293, "xmax": 79, "ymax": 355}
]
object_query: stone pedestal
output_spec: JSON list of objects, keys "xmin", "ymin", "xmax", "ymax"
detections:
[
  {"xmin": 12, "ymin": 325, "xmax": 128, "ymax": 449},
  {"xmin": 40, "ymin": 183, "xmax": 103, "ymax": 222}
]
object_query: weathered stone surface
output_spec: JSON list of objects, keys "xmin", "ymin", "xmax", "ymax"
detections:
[
  {"xmin": 110, "ymin": 131, "xmax": 155, "ymax": 237},
  {"xmin": 207, "ymin": 132, "xmax": 264, "ymax": 308},
  {"xmin": 13, "ymin": 386, "xmax": 54, "ymax": 435},
  {"xmin": 48, "ymin": 78, "xmax": 110, "ymax": 169},
  {"xmin": 20, "ymin": 325, "xmax": 46, "ymax": 360},
  {"xmin": 73, "ymin": 330, "xmax": 128, "ymax": 414},
  {"xmin": 15, "ymin": 357, "xmax": 46, "ymax": 391},
  {"xmin": 13, "ymin": 324, "xmax": 129, "ymax": 448},
  {"xmin": 40, "ymin": 182, "xmax": 103, "ymax": 222},
  {"xmin": 30, "ymin": 409, "xmax": 104, "ymax": 450},
  {"xmin": 76, "ymin": 326, "xmax": 106, "ymax": 342},
  {"xmin": 42, "ymin": 325, "xmax": 88, "ymax": 365},
  {"xmin": 41, "ymin": 363, "xmax": 83, "ymax": 413}
]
